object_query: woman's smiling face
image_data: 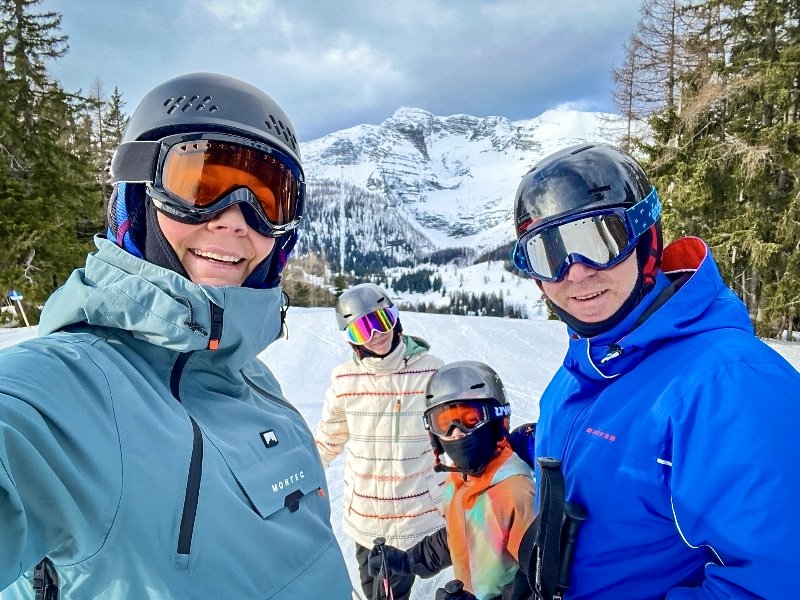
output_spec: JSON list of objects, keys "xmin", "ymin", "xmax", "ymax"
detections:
[{"xmin": 157, "ymin": 204, "xmax": 275, "ymax": 286}]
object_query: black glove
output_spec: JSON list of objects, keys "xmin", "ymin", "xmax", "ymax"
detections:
[
  {"xmin": 367, "ymin": 543, "xmax": 411, "ymax": 577},
  {"xmin": 435, "ymin": 579, "xmax": 478, "ymax": 600}
]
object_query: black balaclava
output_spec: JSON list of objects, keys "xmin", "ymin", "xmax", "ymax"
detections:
[
  {"xmin": 543, "ymin": 222, "xmax": 662, "ymax": 338},
  {"xmin": 439, "ymin": 422, "xmax": 502, "ymax": 477},
  {"xmin": 143, "ymin": 198, "xmax": 275, "ymax": 288}
]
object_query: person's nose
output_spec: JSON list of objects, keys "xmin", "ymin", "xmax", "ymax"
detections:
[
  {"xmin": 208, "ymin": 204, "xmax": 249, "ymax": 234},
  {"xmin": 564, "ymin": 261, "xmax": 598, "ymax": 283}
]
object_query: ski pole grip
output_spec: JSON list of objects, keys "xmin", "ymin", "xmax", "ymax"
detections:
[
  {"xmin": 556, "ymin": 502, "xmax": 587, "ymax": 592},
  {"xmin": 538, "ymin": 457, "xmax": 562, "ymax": 471}
]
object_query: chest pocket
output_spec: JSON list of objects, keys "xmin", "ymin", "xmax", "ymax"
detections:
[{"xmin": 228, "ymin": 444, "xmax": 325, "ymax": 518}]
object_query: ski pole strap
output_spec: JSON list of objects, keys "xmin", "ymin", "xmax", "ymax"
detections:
[
  {"xmin": 535, "ymin": 457, "xmax": 565, "ymax": 600},
  {"xmin": 518, "ymin": 457, "xmax": 586, "ymax": 600},
  {"xmin": 32, "ymin": 557, "xmax": 59, "ymax": 600}
]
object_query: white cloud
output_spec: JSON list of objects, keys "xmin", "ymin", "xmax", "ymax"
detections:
[{"xmin": 201, "ymin": 0, "xmax": 276, "ymax": 30}]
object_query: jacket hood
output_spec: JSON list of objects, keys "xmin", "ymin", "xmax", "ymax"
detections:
[
  {"xmin": 563, "ymin": 237, "xmax": 753, "ymax": 385},
  {"xmin": 39, "ymin": 236, "xmax": 284, "ymax": 371}
]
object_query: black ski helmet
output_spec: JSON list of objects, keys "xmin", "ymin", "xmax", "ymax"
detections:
[
  {"xmin": 513, "ymin": 143, "xmax": 651, "ymax": 235},
  {"xmin": 117, "ymin": 72, "xmax": 301, "ymax": 160},
  {"xmin": 424, "ymin": 361, "xmax": 511, "ymax": 476},
  {"xmin": 106, "ymin": 72, "xmax": 303, "ymax": 286},
  {"xmin": 335, "ymin": 283, "xmax": 395, "ymax": 331}
]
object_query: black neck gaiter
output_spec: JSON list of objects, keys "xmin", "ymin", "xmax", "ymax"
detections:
[
  {"xmin": 439, "ymin": 424, "xmax": 500, "ymax": 476},
  {"xmin": 143, "ymin": 201, "xmax": 191, "ymax": 280}
]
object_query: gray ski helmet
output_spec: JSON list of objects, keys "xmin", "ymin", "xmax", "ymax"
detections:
[
  {"xmin": 335, "ymin": 283, "xmax": 394, "ymax": 330},
  {"xmin": 424, "ymin": 361, "xmax": 510, "ymax": 467},
  {"xmin": 514, "ymin": 143, "xmax": 651, "ymax": 237},
  {"xmin": 424, "ymin": 361, "xmax": 507, "ymax": 412},
  {"xmin": 119, "ymin": 72, "xmax": 301, "ymax": 164}
]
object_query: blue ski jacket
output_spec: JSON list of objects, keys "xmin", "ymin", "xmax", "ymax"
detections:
[
  {"xmin": 535, "ymin": 237, "xmax": 800, "ymax": 599},
  {"xmin": 0, "ymin": 237, "xmax": 351, "ymax": 599}
]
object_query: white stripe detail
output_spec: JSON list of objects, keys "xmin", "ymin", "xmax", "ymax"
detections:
[
  {"xmin": 670, "ymin": 496, "xmax": 725, "ymax": 566},
  {"xmin": 585, "ymin": 341, "xmax": 621, "ymax": 380},
  {"xmin": 656, "ymin": 457, "xmax": 672, "ymax": 466}
]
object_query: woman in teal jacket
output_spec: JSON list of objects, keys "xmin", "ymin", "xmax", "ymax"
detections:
[{"xmin": 0, "ymin": 73, "xmax": 351, "ymax": 599}]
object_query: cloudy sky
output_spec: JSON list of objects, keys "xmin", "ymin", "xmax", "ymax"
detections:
[{"xmin": 40, "ymin": 0, "xmax": 642, "ymax": 142}]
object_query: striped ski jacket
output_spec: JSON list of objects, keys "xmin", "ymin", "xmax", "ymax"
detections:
[{"xmin": 315, "ymin": 336, "xmax": 448, "ymax": 549}]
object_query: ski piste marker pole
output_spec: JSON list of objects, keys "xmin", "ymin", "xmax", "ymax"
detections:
[{"xmin": 372, "ymin": 536, "xmax": 394, "ymax": 600}]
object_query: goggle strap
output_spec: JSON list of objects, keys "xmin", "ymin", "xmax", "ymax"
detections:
[
  {"xmin": 511, "ymin": 240, "xmax": 529, "ymax": 271},
  {"xmin": 110, "ymin": 141, "xmax": 161, "ymax": 184},
  {"xmin": 624, "ymin": 187, "xmax": 661, "ymax": 238}
]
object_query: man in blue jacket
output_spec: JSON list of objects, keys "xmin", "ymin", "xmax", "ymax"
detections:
[{"xmin": 512, "ymin": 143, "xmax": 800, "ymax": 599}]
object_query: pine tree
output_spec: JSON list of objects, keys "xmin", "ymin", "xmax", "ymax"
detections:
[{"xmin": 0, "ymin": 0, "xmax": 102, "ymax": 310}]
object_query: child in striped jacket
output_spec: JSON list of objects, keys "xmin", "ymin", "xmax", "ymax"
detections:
[{"xmin": 314, "ymin": 284, "xmax": 448, "ymax": 600}]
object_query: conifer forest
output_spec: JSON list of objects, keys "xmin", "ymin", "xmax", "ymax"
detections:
[{"xmin": 3, "ymin": 0, "xmax": 800, "ymax": 338}]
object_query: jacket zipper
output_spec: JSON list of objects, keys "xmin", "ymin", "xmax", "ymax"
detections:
[
  {"xmin": 241, "ymin": 371, "xmax": 301, "ymax": 416},
  {"xmin": 170, "ymin": 351, "xmax": 204, "ymax": 559},
  {"xmin": 178, "ymin": 416, "xmax": 203, "ymax": 556},
  {"xmin": 394, "ymin": 398, "xmax": 401, "ymax": 442}
]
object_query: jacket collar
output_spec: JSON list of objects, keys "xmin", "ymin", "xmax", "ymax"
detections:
[
  {"xmin": 39, "ymin": 236, "xmax": 283, "ymax": 371},
  {"xmin": 563, "ymin": 237, "xmax": 753, "ymax": 385},
  {"xmin": 354, "ymin": 334, "xmax": 431, "ymax": 372}
]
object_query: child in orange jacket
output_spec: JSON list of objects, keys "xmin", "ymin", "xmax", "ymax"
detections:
[{"xmin": 368, "ymin": 361, "xmax": 536, "ymax": 600}]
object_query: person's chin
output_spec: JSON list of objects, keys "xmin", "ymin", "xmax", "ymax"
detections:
[
  {"xmin": 568, "ymin": 293, "xmax": 618, "ymax": 322},
  {"xmin": 187, "ymin": 270, "xmax": 247, "ymax": 287}
]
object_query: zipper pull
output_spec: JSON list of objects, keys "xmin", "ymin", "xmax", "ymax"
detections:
[
  {"xmin": 208, "ymin": 302, "xmax": 224, "ymax": 350},
  {"xmin": 600, "ymin": 344, "xmax": 624, "ymax": 364}
]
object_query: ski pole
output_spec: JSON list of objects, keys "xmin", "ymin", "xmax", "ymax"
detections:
[
  {"xmin": 372, "ymin": 536, "xmax": 393, "ymax": 600},
  {"xmin": 555, "ymin": 501, "xmax": 587, "ymax": 598}
]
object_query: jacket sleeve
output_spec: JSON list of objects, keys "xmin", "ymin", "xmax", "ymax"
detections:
[
  {"xmin": 490, "ymin": 475, "xmax": 537, "ymax": 561},
  {"xmin": 407, "ymin": 526, "xmax": 452, "ymax": 578},
  {"xmin": 0, "ymin": 340, "xmax": 121, "ymax": 589},
  {"xmin": 664, "ymin": 355, "xmax": 800, "ymax": 599},
  {"xmin": 314, "ymin": 376, "xmax": 349, "ymax": 468}
]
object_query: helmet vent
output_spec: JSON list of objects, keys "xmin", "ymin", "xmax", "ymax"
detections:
[
  {"xmin": 588, "ymin": 185, "xmax": 612, "ymax": 195},
  {"xmin": 470, "ymin": 383, "xmax": 486, "ymax": 390},
  {"xmin": 264, "ymin": 114, "xmax": 298, "ymax": 151},
  {"xmin": 163, "ymin": 95, "xmax": 220, "ymax": 115}
]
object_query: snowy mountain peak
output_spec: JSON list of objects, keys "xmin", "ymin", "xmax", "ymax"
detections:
[{"xmin": 299, "ymin": 106, "xmax": 627, "ymax": 265}]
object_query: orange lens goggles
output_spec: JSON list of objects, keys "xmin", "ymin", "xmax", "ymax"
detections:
[
  {"xmin": 424, "ymin": 401, "xmax": 491, "ymax": 437},
  {"xmin": 160, "ymin": 138, "xmax": 299, "ymax": 226}
]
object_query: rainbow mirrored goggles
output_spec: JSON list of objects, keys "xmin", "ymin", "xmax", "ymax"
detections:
[
  {"xmin": 342, "ymin": 305, "xmax": 399, "ymax": 345},
  {"xmin": 513, "ymin": 187, "xmax": 661, "ymax": 282},
  {"xmin": 110, "ymin": 132, "xmax": 305, "ymax": 238}
]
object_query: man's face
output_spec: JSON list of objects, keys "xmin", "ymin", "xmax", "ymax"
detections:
[{"xmin": 540, "ymin": 251, "xmax": 639, "ymax": 323}]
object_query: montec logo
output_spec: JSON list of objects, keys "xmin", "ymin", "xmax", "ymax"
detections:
[{"xmin": 261, "ymin": 430, "xmax": 279, "ymax": 448}]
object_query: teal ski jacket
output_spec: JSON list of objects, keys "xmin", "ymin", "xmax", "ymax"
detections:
[{"xmin": 0, "ymin": 237, "xmax": 351, "ymax": 599}]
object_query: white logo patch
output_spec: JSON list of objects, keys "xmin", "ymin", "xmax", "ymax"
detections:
[{"xmin": 261, "ymin": 430, "xmax": 279, "ymax": 448}]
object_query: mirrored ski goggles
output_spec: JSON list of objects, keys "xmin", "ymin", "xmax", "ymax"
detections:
[
  {"xmin": 512, "ymin": 187, "xmax": 661, "ymax": 282},
  {"xmin": 110, "ymin": 133, "xmax": 305, "ymax": 238},
  {"xmin": 342, "ymin": 305, "xmax": 400, "ymax": 345},
  {"xmin": 423, "ymin": 400, "xmax": 511, "ymax": 437}
]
